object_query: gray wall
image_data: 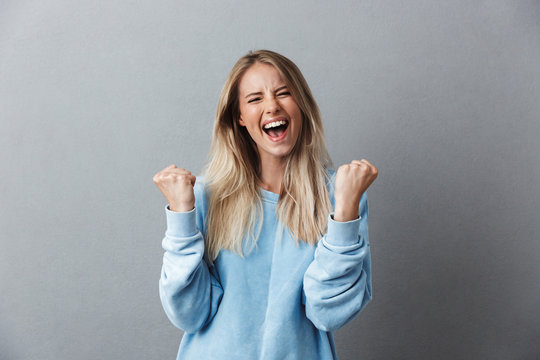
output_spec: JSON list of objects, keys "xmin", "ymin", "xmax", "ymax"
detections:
[{"xmin": 1, "ymin": 1, "xmax": 539, "ymax": 359}]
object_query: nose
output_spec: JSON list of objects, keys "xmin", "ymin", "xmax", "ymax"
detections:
[{"xmin": 265, "ymin": 96, "xmax": 280, "ymax": 114}]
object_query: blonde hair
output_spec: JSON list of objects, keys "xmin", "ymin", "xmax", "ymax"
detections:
[{"xmin": 202, "ymin": 50, "xmax": 332, "ymax": 260}]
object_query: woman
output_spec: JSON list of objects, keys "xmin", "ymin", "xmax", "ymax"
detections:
[{"xmin": 153, "ymin": 50, "xmax": 378, "ymax": 359}]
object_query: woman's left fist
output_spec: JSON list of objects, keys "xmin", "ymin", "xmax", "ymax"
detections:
[{"xmin": 334, "ymin": 159, "xmax": 378, "ymax": 222}]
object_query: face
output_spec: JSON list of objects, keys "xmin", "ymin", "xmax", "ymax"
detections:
[{"xmin": 237, "ymin": 63, "xmax": 302, "ymax": 165}]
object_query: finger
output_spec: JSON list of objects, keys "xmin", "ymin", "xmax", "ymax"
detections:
[
  {"xmin": 155, "ymin": 172, "xmax": 190, "ymax": 186},
  {"xmin": 351, "ymin": 160, "xmax": 369, "ymax": 170},
  {"xmin": 162, "ymin": 168, "xmax": 192, "ymax": 176},
  {"xmin": 360, "ymin": 159, "xmax": 374, "ymax": 167},
  {"xmin": 165, "ymin": 173, "xmax": 193, "ymax": 183},
  {"xmin": 364, "ymin": 160, "xmax": 378, "ymax": 175},
  {"xmin": 154, "ymin": 164, "xmax": 177, "ymax": 180},
  {"xmin": 361, "ymin": 160, "xmax": 378, "ymax": 178},
  {"xmin": 355, "ymin": 159, "xmax": 376, "ymax": 172}
]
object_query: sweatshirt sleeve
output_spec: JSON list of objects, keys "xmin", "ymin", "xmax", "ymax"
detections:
[
  {"xmin": 158, "ymin": 184, "xmax": 223, "ymax": 333},
  {"xmin": 302, "ymin": 192, "xmax": 372, "ymax": 332}
]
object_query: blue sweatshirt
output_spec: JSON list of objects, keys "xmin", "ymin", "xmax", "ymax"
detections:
[{"xmin": 159, "ymin": 174, "xmax": 372, "ymax": 359}]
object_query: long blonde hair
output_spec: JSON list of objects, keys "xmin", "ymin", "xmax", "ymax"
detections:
[{"xmin": 202, "ymin": 50, "xmax": 332, "ymax": 260}]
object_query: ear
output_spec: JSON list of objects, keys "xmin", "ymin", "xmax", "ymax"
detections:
[{"xmin": 238, "ymin": 116, "xmax": 246, "ymax": 127}]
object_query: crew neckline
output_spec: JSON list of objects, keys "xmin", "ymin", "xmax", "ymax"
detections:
[{"xmin": 259, "ymin": 187, "xmax": 280, "ymax": 203}]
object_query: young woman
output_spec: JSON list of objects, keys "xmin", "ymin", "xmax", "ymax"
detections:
[{"xmin": 153, "ymin": 50, "xmax": 378, "ymax": 360}]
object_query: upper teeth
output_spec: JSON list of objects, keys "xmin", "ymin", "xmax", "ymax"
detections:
[{"xmin": 264, "ymin": 120, "xmax": 287, "ymax": 129}]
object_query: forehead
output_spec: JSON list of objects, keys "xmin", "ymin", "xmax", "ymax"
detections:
[{"xmin": 238, "ymin": 63, "xmax": 286, "ymax": 94}]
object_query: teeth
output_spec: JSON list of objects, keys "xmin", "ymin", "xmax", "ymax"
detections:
[{"xmin": 263, "ymin": 120, "xmax": 287, "ymax": 129}]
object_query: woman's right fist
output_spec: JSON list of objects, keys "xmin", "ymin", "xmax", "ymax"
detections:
[{"xmin": 153, "ymin": 164, "xmax": 196, "ymax": 212}]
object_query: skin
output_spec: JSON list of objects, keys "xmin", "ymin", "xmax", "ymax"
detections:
[
  {"xmin": 237, "ymin": 63, "xmax": 302, "ymax": 194},
  {"xmin": 333, "ymin": 159, "xmax": 378, "ymax": 221},
  {"xmin": 153, "ymin": 63, "xmax": 378, "ymax": 222}
]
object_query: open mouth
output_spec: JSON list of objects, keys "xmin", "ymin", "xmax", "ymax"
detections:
[{"xmin": 262, "ymin": 119, "xmax": 289, "ymax": 139}]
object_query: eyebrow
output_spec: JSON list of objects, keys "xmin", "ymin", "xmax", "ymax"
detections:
[{"xmin": 244, "ymin": 85, "xmax": 288, "ymax": 99}]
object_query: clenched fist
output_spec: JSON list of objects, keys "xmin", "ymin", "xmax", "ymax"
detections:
[
  {"xmin": 334, "ymin": 159, "xmax": 378, "ymax": 222},
  {"xmin": 153, "ymin": 164, "xmax": 196, "ymax": 212}
]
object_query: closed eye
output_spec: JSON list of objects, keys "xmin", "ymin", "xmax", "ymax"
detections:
[
  {"xmin": 247, "ymin": 97, "xmax": 262, "ymax": 103},
  {"xmin": 277, "ymin": 92, "xmax": 291, "ymax": 97}
]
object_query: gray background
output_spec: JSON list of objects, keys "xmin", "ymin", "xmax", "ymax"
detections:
[{"xmin": 1, "ymin": 1, "xmax": 539, "ymax": 359}]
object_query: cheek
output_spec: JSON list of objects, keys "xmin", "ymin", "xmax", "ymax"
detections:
[
  {"xmin": 243, "ymin": 107, "xmax": 261, "ymax": 126},
  {"xmin": 291, "ymin": 107, "xmax": 303, "ymax": 131},
  {"xmin": 286, "ymin": 101, "xmax": 302, "ymax": 122}
]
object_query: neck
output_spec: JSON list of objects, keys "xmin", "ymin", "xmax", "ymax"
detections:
[{"xmin": 258, "ymin": 154, "xmax": 286, "ymax": 194}]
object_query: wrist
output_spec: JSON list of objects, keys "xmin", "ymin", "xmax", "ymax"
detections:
[
  {"xmin": 333, "ymin": 205, "xmax": 359, "ymax": 222},
  {"xmin": 169, "ymin": 202, "xmax": 194, "ymax": 212}
]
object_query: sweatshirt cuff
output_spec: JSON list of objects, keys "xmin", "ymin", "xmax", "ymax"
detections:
[
  {"xmin": 165, "ymin": 205, "xmax": 198, "ymax": 238},
  {"xmin": 325, "ymin": 213, "xmax": 361, "ymax": 246}
]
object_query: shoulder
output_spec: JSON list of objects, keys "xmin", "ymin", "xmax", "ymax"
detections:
[
  {"xmin": 324, "ymin": 168, "xmax": 337, "ymax": 206},
  {"xmin": 193, "ymin": 176, "xmax": 208, "ymax": 234},
  {"xmin": 193, "ymin": 176, "xmax": 210, "ymax": 226},
  {"xmin": 193, "ymin": 175, "xmax": 207, "ymax": 196},
  {"xmin": 325, "ymin": 168, "xmax": 337, "ymax": 184},
  {"xmin": 193, "ymin": 176, "xmax": 209, "ymax": 207}
]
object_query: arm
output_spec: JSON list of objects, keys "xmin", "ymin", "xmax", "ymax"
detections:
[
  {"xmin": 153, "ymin": 165, "xmax": 223, "ymax": 333},
  {"xmin": 159, "ymin": 205, "xmax": 223, "ymax": 333},
  {"xmin": 302, "ymin": 193, "xmax": 372, "ymax": 332}
]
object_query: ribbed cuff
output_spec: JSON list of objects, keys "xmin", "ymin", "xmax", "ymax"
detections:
[
  {"xmin": 325, "ymin": 213, "xmax": 361, "ymax": 246},
  {"xmin": 165, "ymin": 205, "xmax": 198, "ymax": 238}
]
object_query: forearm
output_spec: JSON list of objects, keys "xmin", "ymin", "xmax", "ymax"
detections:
[
  {"xmin": 159, "ymin": 206, "xmax": 223, "ymax": 333},
  {"xmin": 303, "ymin": 194, "xmax": 372, "ymax": 332},
  {"xmin": 333, "ymin": 202, "xmax": 360, "ymax": 222}
]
